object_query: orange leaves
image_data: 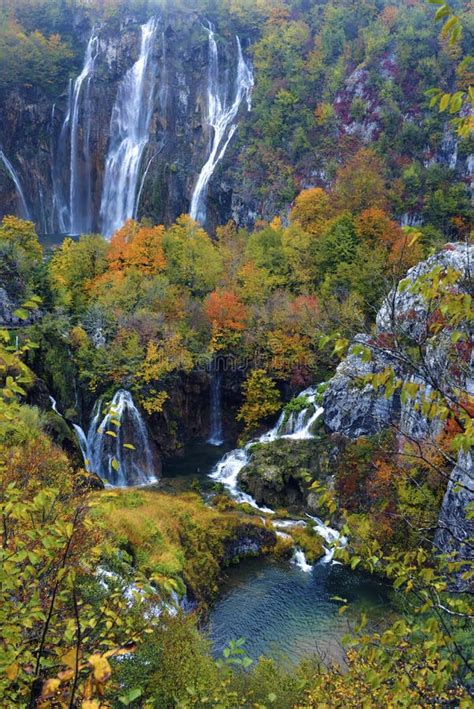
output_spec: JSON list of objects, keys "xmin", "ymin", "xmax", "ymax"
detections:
[
  {"xmin": 267, "ymin": 329, "xmax": 313, "ymax": 378},
  {"xmin": 108, "ymin": 219, "xmax": 166, "ymax": 275},
  {"xmin": 332, "ymin": 148, "xmax": 388, "ymax": 215},
  {"xmin": 204, "ymin": 289, "xmax": 248, "ymax": 332},
  {"xmin": 354, "ymin": 208, "xmax": 402, "ymax": 250}
]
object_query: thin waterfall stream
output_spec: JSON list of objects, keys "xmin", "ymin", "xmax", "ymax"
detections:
[
  {"xmin": 207, "ymin": 367, "xmax": 224, "ymax": 446},
  {"xmin": 190, "ymin": 26, "xmax": 253, "ymax": 225},
  {"xmin": 54, "ymin": 28, "xmax": 101, "ymax": 234},
  {"xmin": 0, "ymin": 150, "xmax": 31, "ymax": 219}
]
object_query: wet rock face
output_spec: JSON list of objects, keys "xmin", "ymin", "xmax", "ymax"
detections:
[
  {"xmin": 0, "ymin": 12, "xmax": 252, "ymax": 235},
  {"xmin": 434, "ymin": 450, "xmax": 474, "ymax": 592}
]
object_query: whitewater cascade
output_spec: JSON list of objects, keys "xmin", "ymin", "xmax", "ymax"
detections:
[
  {"xmin": 207, "ymin": 368, "xmax": 224, "ymax": 446},
  {"xmin": 55, "ymin": 28, "xmax": 101, "ymax": 234},
  {"xmin": 209, "ymin": 385, "xmax": 339, "ymax": 571},
  {"xmin": 74, "ymin": 389, "xmax": 158, "ymax": 486},
  {"xmin": 190, "ymin": 26, "xmax": 253, "ymax": 225},
  {"xmin": 0, "ymin": 150, "xmax": 31, "ymax": 219},
  {"xmin": 210, "ymin": 386, "xmax": 323, "ymax": 505},
  {"xmin": 100, "ymin": 17, "xmax": 158, "ymax": 237}
]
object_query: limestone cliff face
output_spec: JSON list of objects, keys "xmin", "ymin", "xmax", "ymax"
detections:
[
  {"xmin": 323, "ymin": 242, "xmax": 473, "ymax": 577},
  {"xmin": 324, "ymin": 242, "xmax": 473, "ymax": 439},
  {"xmin": 0, "ymin": 12, "xmax": 252, "ymax": 235}
]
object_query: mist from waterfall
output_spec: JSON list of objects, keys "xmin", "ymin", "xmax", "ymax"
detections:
[
  {"xmin": 54, "ymin": 28, "xmax": 100, "ymax": 235},
  {"xmin": 100, "ymin": 17, "xmax": 158, "ymax": 238},
  {"xmin": 190, "ymin": 26, "xmax": 253, "ymax": 225},
  {"xmin": 74, "ymin": 389, "xmax": 158, "ymax": 486},
  {"xmin": 0, "ymin": 150, "xmax": 31, "ymax": 219}
]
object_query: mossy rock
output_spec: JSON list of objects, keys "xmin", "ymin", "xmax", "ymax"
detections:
[
  {"xmin": 290, "ymin": 526, "xmax": 325, "ymax": 564},
  {"xmin": 239, "ymin": 436, "xmax": 335, "ymax": 513}
]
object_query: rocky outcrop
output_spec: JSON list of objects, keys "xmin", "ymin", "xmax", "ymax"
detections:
[
  {"xmin": 323, "ymin": 333, "xmax": 401, "ymax": 438},
  {"xmin": 239, "ymin": 437, "xmax": 334, "ymax": 512},
  {"xmin": 222, "ymin": 522, "xmax": 276, "ymax": 564},
  {"xmin": 323, "ymin": 242, "xmax": 473, "ymax": 582},
  {"xmin": 324, "ymin": 242, "xmax": 473, "ymax": 439},
  {"xmin": 434, "ymin": 450, "xmax": 474, "ymax": 591}
]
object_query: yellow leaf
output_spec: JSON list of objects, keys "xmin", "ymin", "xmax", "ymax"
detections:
[
  {"xmin": 88, "ymin": 654, "xmax": 112, "ymax": 683},
  {"xmin": 40, "ymin": 677, "xmax": 61, "ymax": 698},
  {"xmin": 6, "ymin": 663, "xmax": 19, "ymax": 681},
  {"xmin": 62, "ymin": 647, "xmax": 78, "ymax": 669},
  {"xmin": 81, "ymin": 702, "xmax": 100, "ymax": 709}
]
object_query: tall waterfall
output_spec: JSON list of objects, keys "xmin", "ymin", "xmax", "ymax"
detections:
[
  {"xmin": 210, "ymin": 385, "xmax": 323, "ymax": 506},
  {"xmin": 100, "ymin": 17, "xmax": 158, "ymax": 238},
  {"xmin": 74, "ymin": 389, "xmax": 158, "ymax": 486},
  {"xmin": 0, "ymin": 150, "xmax": 31, "ymax": 219},
  {"xmin": 207, "ymin": 367, "xmax": 224, "ymax": 446},
  {"xmin": 55, "ymin": 29, "xmax": 100, "ymax": 234},
  {"xmin": 190, "ymin": 26, "xmax": 253, "ymax": 225}
]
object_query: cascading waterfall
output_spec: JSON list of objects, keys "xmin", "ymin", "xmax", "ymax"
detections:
[
  {"xmin": 0, "ymin": 150, "xmax": 31, "ymax": 219},
  {"xmin": 210, "ymin": 385, "xmax": 323, "ymax": 505},
  {"xmin": 207, "ymin": 367, "xmax": 224, "ymax": 446},
  {"xmin": 277, "ymin": 386, "xmax": 324, "ymax": 440},
  {"xmin": 100, "ymin": 17, "xmax": 158, "ymax": 237},
  {"xmin": 209, "ymin": 385, "xmax": 338, "ymax": 571},
  {"xmin": 189, "ymin": 26, "xmax": 253, "ymax": 225},
  {"xmin": 74, "ymin": 390, "xmax": 158, "ymax": 486},
  {"xmin": 55, "ymin": 29, "xmax": 100, "ymax": 234}
]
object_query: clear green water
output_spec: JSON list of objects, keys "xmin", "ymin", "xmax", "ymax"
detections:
[{"xmin": 208, "ymin": 557, "xmax": 391, "ymax": 667}]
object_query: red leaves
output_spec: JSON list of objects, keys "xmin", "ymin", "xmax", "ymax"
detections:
[{"xmin": 204, "ymin": 289, "xmax": 248, "ymax": 332}]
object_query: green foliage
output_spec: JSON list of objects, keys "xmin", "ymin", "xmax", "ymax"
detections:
[
  {"xmin": 48, "ymin": 234, "xmax": 109, "ymax": 312},
  {"xmin": 237, "ymin": 369, "xmax": 281, "ymax": 435},
  {"xmin": 162, "ymin": 215, "xmax": 223, "ymax": 296}
]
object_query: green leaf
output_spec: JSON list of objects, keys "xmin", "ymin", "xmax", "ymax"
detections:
[
  {"xmin": 439, "ymin": 93, "xmax": 451, "ymax": 112},
  {"xmin": 434, "ymin": 5, "xmax": 450, "ymax": 21}
]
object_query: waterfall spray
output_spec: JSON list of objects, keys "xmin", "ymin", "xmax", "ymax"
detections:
[{"xmin": 72, "ymin": 391, "xmax": 158, "ymax": 486}]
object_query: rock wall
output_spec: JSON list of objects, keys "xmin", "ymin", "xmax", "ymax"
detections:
[
  {"xmin": 0, "ymin": 12, "xmax": 252, "ymax": 235},
  {"xmin": 434, "ymin": 450, "xmax": 473, "ymax": 591},
  {"xmin": 323, "ymin": 242, "xmax": 474, "ymax": 578}
]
